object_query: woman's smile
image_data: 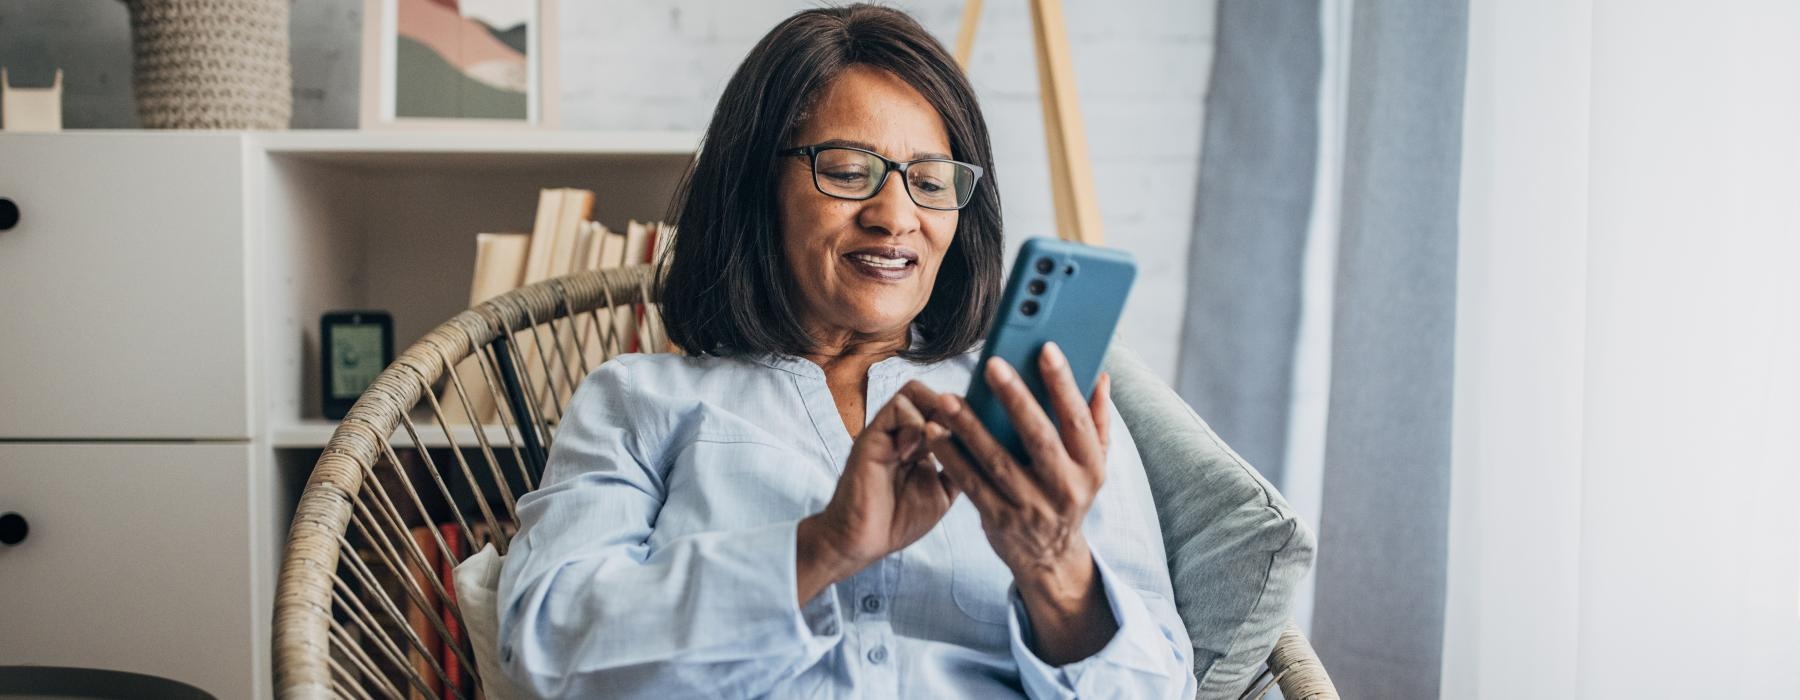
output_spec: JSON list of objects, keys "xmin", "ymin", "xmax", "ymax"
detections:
[{"xmin": 842, "ymin": 244, "xmax": 920, "ymax": 281}]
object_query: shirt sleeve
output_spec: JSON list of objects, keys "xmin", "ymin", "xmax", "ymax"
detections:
[
  {"xmin": 1008, "ymin": 548, "xmax": 1198, "ymax": 700},
  {"xmin": 496, "ymin": 359, "xmax": 842, "ymax": 698}
]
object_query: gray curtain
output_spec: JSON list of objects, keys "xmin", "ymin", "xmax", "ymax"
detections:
[
  {"xmin": 1179, "ymin": 0, "xmax": 1468, "ymax": 697},
  {"xmin": 1176, "ymin": 0, "xmax": 1321, "ymax": 487},
  {"xmin": 1310, "ymin": 1, "xmax": 1467, "ymax": 698}
]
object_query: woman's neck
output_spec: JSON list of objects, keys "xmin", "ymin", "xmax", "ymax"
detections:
[{"xmin": 800, "ymin": 323, "xmax": 911, "ymax": 374}]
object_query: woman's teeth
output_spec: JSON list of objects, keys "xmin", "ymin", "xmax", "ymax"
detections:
[{"xmin": 850, "ymin": 254, "xmax": 910, "ymax": 269}]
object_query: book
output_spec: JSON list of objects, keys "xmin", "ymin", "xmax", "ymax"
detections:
[
  {"xmin": 552, "ymin": 190, "xmax": 595, "ymax": 278},
  {"xmin": 602, "ymin": 221, "xmax": 629, "ymax": 269},
  {"xmin": 573, "ymin": 220, "xmax": 598, "ymax": 273},
  {"xmin": 407, "ymin": 526, "xmax": 443, "ymax": 699},
  {"xmin": 437, "ymin": 523, "xmax": 467, "ymax": 700},
  {"xmin": 639, "ymin": 223, "xmax": 670, "ymax": 353},
  {"xmin": 614, "ymin": 221, "xmax": 652, "ymax": 353},
  {"xmin": 432, "ymin": 189, "xmax": 680, "ymax": 437},
  {"xmin": 357, "ymin": 543, "xmax": 412, "ymax": 694},
  {"xmin": 442, "ymin": 233, "xmax": 530, "ymax": 425},
  {"xmin": 517, "ymin": 189, "xmax": 596, "ymax": 416},
  {"xmin": 519, "ymin": 189, "xmax": 565, "ymax": 287},
  {"xmin": 548, "ymin": 213, "xmax": 601, "ymax": 388},
  {"xmin": 575, "ymin": 222, "xmax": 616, "ymax": 370}
]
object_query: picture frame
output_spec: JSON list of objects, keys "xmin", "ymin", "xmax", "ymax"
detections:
[{"xmin": 359, "ymin": 0, "xmax": 560, "ymax": 129}]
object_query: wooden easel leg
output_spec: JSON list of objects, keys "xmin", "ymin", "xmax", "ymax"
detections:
[
  {"xmin": 1030, "ymin": 0, "xmax": 1105, "ymax": 245},
  {"xmin": 954, "ymin": 0, "xmax": 985, "ymax": 70}
]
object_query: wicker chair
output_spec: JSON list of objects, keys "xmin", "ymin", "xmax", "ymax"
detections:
[{"xmin": 272, "ymin": 264, "xmax": 1337, "ymax": 699}]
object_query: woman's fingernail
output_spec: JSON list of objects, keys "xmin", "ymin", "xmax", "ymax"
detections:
[
  {"xmin": 987, "ymin": 356, "xmax": 1017, "ymax": 384},
  {"xmin": 1042, "ymin": 342, "xmax": 1065, "ymax": 369}
]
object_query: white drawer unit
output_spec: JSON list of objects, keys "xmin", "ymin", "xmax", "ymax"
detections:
[
  {"xmin": 0, "ymin": 442, "xmax": 263, "ymax": 699},
  {"xmin": 0, "ymin": 133, "xmax": 251, "ymax": 441}
]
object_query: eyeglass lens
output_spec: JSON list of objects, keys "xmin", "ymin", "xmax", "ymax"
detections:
[{"xmin": 811, "ymin": 148, "xmax": 976, "ymax": 210}]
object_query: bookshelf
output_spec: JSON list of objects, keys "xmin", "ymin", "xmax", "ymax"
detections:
[
  {"xmin": 256, "ymin": 130, "xmax": 698, "ymax": 448},
  {"xmin": 0, "ymin": 130, "xmax": 698, "ymax": 699}
]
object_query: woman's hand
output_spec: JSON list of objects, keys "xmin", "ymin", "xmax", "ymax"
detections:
[
  {"xmin": 796, "ymin": 381, "xmax": 961, "ymax": 603},
  {"xmin": 920, "ymin": 341, "xmax": 1119, "ymax": 664}
]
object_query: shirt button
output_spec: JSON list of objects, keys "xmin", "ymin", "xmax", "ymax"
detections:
[
  {"xmin": 861, "ymin": 595, "xmax": 883, "ymax": 613},
  {"xmin": 867, "ymin": 645, "xmax": 889, "ymax": 664}
]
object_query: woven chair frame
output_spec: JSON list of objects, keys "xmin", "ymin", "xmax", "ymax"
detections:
[{"xmin": 271, "ymin": 264, "xmax": 1337, "ymax": 699}]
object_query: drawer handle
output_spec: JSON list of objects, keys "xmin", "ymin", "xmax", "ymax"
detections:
[
  {"xmin": 0, "ymin": 197, "xmax": 16, "ymax": 231},
  {"xmin": 0, "ymin": 512, "xmax": 26, "ymax": 545}
]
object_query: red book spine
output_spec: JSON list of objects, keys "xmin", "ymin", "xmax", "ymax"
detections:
[
  {"xmin": 438, "ymin": 523, "xmax": 465, "ymax": 700},
  {"xmin": 632, "ymin": 224, "xmax": 660, "ymax": 353}
]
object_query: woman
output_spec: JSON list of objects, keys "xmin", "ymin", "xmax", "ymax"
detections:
[{"xmin": 498, "ymin": 5, "xmax": 1194, "ymax": 698}]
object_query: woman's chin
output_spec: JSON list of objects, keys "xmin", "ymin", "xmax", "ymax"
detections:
[{"xmin": 830, "ymin": 304, "xmax": 922, "ymax": 337}]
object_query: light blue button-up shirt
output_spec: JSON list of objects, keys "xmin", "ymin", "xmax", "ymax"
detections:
[{"xmin": 498, "ymin": 340, "xmax": 1196, "ymax": 699}]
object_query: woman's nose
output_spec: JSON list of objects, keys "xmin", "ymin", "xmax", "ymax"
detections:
[{"xmin": 857, "ymin": 171, "xmax": 922, "ymax": 237}]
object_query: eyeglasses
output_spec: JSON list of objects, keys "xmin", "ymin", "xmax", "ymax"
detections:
[{"xmin": 779, "ymin": 144, "xmax": 984, "ymax": 211}]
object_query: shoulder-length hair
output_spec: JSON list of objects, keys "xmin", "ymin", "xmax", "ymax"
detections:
[{"xmin": 657, "ymin": 3, "xmax": 1003, "ymax": 363}]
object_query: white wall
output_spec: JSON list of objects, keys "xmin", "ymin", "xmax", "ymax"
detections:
[{"xmin": 1445, "ymin": 1, "xmax": 1800, "ymax": 696}]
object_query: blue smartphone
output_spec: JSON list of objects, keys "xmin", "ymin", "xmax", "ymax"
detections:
[{"xmin": 964, "ymin": 237, "xmax": 1137, "ymax": 462}]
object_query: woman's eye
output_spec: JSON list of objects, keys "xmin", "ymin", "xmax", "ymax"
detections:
[
  {"xmin": 822, "ymin": 170, "xmax": 868, "ymax": 183},
  {"xmin": 912, "ymin": 178, "xmax": 946, "ymax": 193}
]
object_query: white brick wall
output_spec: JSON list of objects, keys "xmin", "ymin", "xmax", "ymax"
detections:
[{"xmin": 3, "ymin": 0, "xmax": 1214, "ymax": 381}]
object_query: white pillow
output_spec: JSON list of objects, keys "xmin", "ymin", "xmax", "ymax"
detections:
[{"xmin": 453, "ymin": 542, "xmax": 531, "ymax": 700}]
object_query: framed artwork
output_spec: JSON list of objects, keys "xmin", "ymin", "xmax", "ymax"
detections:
[{"xmin": 359, "ymin": 0, "xmax": 560, "ymax": 129}]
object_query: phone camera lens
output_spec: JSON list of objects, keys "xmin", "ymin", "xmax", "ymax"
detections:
[
  {"xmin": 1020, "ymin": 300, "xmax": 1040, "ymax": 316},
  {"xmin": 1027, "ymin": 279, "xmax": 1047, "ymax": 295},
  {"xmin": 1035, "ymin": 258, "xmax": 1055, "ymax": 274}
]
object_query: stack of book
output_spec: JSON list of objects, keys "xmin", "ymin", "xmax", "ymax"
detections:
[
  {"xmin": 349, "ymin": 519, "xmax": 515, "ymax": 699},
  {"xmin": 440, "ymin": 188, "xmax": 673, "ymax": 425}
]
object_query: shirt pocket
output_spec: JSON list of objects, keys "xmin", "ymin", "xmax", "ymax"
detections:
[{"xmin": 944, "ymin": 502, "xmax": 1014, "ymax": 626}]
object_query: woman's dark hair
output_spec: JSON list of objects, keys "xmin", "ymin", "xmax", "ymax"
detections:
[{"xmin": 658, "ymin": 3, "xmax": 1003, "ymax": 363}]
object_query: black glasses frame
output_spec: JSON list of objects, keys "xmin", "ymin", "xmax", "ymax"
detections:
[{"xmin": 778, "ymin": 144, "xmax": 985, "ymax": 211}]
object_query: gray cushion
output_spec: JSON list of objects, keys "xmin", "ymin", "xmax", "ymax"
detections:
[{"xmin": 1104, "ymin": 345, "xmax": 1316, "ymax": 699}]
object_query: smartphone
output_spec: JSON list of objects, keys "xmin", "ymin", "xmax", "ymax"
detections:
[{"xmin": 963, "ymin": 237, "xmax": 1136, "ymax": 462}]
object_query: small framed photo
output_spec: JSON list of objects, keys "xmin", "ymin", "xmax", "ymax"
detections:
[{"xmin": 359, "ymin": 0, "xmax": 560, "ymax": 129}]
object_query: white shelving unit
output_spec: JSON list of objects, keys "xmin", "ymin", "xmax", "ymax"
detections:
[
  {"xmin": 0, "ymin": 130, "xmax": 699, "ymax": 698},
  {"xmin": 254, "ymin": 129, "xmax": 698, "ymax": 445}
]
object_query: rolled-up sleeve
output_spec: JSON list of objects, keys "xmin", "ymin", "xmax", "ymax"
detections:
[
  {"xmin": 496, "ymin": 360, "xmax": 842, "ymax": 698},
  {"xmin": 1008, "ymin": 549, "xmax": 1196, "ymax": 700}
]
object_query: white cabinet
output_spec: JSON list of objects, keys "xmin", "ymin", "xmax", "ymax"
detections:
[
  {"xmin": 0, "ymin": 442, "xmax": 263, "ymax": 699},
  {"xmin": 0, "ymin": 130, "xmax": 697, "ymax": 698},
  {"xmin": 0, "ymin": 134, "xmax": 251, "ymax": 440}
]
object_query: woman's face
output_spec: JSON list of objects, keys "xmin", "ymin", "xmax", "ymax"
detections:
[{"xmin": 779, "ymin": 65, "xmax": 959, "ymax": 344}]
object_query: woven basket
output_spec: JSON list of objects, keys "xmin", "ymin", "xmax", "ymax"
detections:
[{"xmin": 124, "ymin": 0, "xmax": 291, "ymax": 129}]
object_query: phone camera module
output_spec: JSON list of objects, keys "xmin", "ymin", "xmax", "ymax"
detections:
[
  {"xmin": 1035, "ymin": 257, "xmax": 1056, "ymax": 274},
  {"xmin": 1027, "ymin": 279, "xmax": 1047, "ymax": 295},
  {"xmin": 1020, "ymin": 300, "xmax": 1040, "ymax": 316}
]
